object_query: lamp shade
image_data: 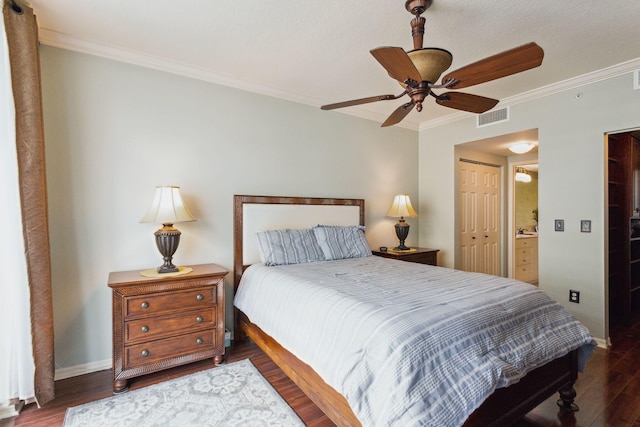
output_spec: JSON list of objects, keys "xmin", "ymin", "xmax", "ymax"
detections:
[
  {"xmin": 387, "ymin": 194, "xmax": 418, "ymax": 218},
  {"xmin": 140, "ymin": 186, "xmax": 196, "ymax": 224}
]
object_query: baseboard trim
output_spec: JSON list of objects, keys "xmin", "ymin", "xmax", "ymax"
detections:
[
  {"xmin": 0, "ymin": 401, "xmax": 23, "ymax": 421},
  {"xmin": 55, "ymin": 359, "xmax": 112, "ymax": 381},
  {"xmin": 594, "ymin": 337, "xmax": 608, "ymax": 349}
]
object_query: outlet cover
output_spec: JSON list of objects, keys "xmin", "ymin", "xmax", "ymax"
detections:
[{"xmin": 569, "ymin": 290, "xmax": 580, "ymax": 303}]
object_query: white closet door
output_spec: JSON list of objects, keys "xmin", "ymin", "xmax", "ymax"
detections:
[{"xmin": 459, "ymin": 160, "xmax": 500, "ymax": 275}]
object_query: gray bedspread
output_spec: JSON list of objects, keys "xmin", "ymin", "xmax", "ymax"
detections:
[{"xmin": 234, "ymin": 256, "xmax": 595, "ymax": 426}]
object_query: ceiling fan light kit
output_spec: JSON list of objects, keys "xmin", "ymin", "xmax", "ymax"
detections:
[
  {"xmin": 321, "ymin": 0, "xmax": 544, "ymax": 127},
  {"xmin": 405, "ymin": 48, "xmax": 452, "ymax": 85}
]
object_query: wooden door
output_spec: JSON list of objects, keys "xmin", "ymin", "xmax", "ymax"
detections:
[{"xmin": 459, "ymin": 160, "xmax": 501, "ymax": 274}]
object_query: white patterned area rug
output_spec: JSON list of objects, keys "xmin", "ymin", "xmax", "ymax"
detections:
[{"xmin": 63, "ymin": 359, "xmax": 305, "ymax": 427}]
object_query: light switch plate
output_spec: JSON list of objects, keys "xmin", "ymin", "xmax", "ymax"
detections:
[{"xmin": 555, "ymin": 219, "xmax": 564, "ymax": 232}]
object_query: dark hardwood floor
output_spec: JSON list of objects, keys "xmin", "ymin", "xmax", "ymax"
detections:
[{"xmin": 11, "ymin": 316, "xmax": 640, "ymax": 427}]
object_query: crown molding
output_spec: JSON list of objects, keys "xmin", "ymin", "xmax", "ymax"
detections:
[
  {"xmin": 38, "ymin": 28, "xmax": 421, "ymax": 130},
  {"xmin": 420, "ymin": 57, "xmax": 640, "ymax": 131},
  {"xmin": 37, "ymin": 29, "xmax": 320, "ymax": 111},
  {"xmin": 38, "ymin": 28, "xmax": 638, "ymax": 134}
]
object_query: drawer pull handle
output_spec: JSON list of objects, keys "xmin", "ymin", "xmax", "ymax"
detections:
[
  {"xmin": 196, "ymin": 316, "xmax": 203, "ymax": 323},
  {"xmin": 196, "ymin": 338, "xmax": 203, "ymax": 345},
  {"xmin": 141, "ymin": 302, "xmax": 149, "ymax": 309},
  {"xmin": 196, "ymin": 294, "xmax": 204, "ymax": 301},
  {"xmin": 141, "ymin": 349, "xmax": 149, "ymax": 357},
  {"xmin": 141, "ymin": 325, "xmax": 149, "ymax": 333}
]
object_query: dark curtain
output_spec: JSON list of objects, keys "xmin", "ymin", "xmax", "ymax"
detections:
[{"xmin": 3, "ymin": 0, "xmax": 55, "ymax": 405}]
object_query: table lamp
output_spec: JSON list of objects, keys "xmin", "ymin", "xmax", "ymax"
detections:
[
  {"xmin": 387, "ymin": 194, "xmax": 417, "ymax": 251},
  {"xmin": 140, "ymin": 186, "xmax": 196, "ymax": 273}
]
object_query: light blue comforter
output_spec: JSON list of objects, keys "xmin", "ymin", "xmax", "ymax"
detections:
[{"xmin": 234, "ymin": 256, "xmax": 595, "ymax": 426}]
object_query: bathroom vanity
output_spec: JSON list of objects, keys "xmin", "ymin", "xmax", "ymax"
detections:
[{"xmin": 515, "ymin": 233, "xmax": 538, "ymax": 284}]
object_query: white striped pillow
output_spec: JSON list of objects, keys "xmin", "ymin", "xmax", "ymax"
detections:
[
  {"xmin": 256, "ymin": 228, "xmax": 325, "ymax": 266},
  {"xmin": 312, "ymin": 225, "xmax": 371, "ymax": 261}
]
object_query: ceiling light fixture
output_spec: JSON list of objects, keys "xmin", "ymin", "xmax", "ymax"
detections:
[
  {"xmin": 515, "ymin": 167, "xmax": 532, "ymax": 183},
  {"xmin": 509, "ymin": 142, "xmax": 535, "ymax": 154}
]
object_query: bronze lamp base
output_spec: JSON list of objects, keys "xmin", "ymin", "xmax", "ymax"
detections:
[
  {"xmin": 154, "ymin": 223, "xmax": 181, "ymax": 273},
  {"xmin": 393, "ymin": 217, "xmax": 411, "ymax": 251}
]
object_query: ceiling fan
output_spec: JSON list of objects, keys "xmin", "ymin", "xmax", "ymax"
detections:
[{"xmin": 321, "ymin": 0, "xmax": 544, "ymax": 127}]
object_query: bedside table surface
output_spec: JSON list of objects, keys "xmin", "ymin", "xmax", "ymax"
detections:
[
  {"xmin": 372, "ymin": 247, "xmax": 439, "ymax": 256},
  {"xmin": 372, "ymin": 247, "xmax": 439, "ymax": 266},
  {"xmin": 108, "ymin": 263, "xmax": 228, "ymax": 287}
]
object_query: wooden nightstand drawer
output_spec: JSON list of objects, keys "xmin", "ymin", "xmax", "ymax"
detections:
[
  {"xmin": 125, "ymin": 329, "xmax": 217, "ymax": 368},
  {"xmin": 124, "ymin": 309, "xmax": 215, "ymax": 343},
  {"xmin": 125, "ymin": 287, "xmax": 215, "ymax": 319}
]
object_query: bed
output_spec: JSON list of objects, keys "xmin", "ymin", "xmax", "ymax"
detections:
[{"xmin": 232, "ymin": 195, "xmax": 595, "ymax": 426}]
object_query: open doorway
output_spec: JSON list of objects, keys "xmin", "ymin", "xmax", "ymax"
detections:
[
  {"xmin": 606, "ymin": 129, "xmax": 640, "ymax": 329},
  {"xmin": 454, "ymin": 129, "xmax": 538, "ymax": 277},
  {"xmin": 513, "ymin": 162, "xmax": 539, "ymax": 285}
]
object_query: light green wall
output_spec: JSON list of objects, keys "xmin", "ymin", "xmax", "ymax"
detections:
[
  {"xmin": 40, "ymin": 46, "xmax": 418, "ymax": 373},
  {"xmin": 419, "ymin": 72, "xmax": 640, "ymax": 341}
]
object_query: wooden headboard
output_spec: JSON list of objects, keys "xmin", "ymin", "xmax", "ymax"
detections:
[{"xmin": 232, "ymin": 195, "xmax": 365, "ymax": 290}]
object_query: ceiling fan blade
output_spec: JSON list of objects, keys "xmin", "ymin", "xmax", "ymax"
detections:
[
  {"xmin": 436, "ymin": 92, "xmax": 499, "ymax": 114},
  {"xmin": 442, "ymin": 42, "xmax": 544, "ymax": 89},
  {"xmin": 321, "ymin": 94, "xmax": 398, "ymax": 110},
  {"xmin": 382, "ymin": 102, "xmax": 415, "ymax": 127},
  {"xmin": 370, "ymin": 47, "xmax": 422, "ymax": 84}
]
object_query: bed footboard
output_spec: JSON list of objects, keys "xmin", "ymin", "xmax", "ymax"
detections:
[{"xmin": 463, "ymin": 350, "xmax": 578, "ymax": 426}]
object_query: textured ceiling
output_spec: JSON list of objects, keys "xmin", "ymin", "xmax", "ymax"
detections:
[{"xmin": 27, "ymin": 0, "xmax": 640, "ymax": 130}]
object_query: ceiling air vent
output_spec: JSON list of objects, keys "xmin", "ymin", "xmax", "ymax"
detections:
[
  {"xmin": 477, "ymin": 107, "xmax": 509, "ymax": 128},
  {"xmin": 634, "ymin": 70, "xmax": 640, "ymax": 90}
]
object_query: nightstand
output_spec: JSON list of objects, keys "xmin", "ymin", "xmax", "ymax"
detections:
[
  {"xmin": 372, "ymin": 247, "xmax": 439, "ymax": 266},
  {"xmin": 108, "ymin": 263, "xmax": 228, "ymax": 393}
]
